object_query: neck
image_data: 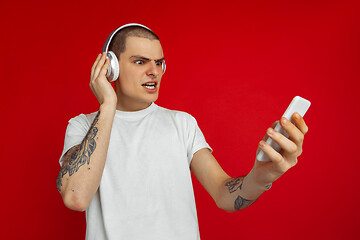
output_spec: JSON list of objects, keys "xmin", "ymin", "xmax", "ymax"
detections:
[{"xmin": 116, "ymin": 98, "xmax": 152, "ymax": 112}]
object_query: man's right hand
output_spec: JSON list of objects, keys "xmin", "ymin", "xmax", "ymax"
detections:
[
  {"xmin": 90, "ymin": 53, "xmax": 117, "ymax": 108},
  {"xmin": 58, "ymin": 53, "xmax": 118, "ymax": 211}
]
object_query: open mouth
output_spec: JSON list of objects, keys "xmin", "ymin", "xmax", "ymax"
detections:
[{"xmin": 142, "ymin": 82, "xmax": 157, "ymax": 89}]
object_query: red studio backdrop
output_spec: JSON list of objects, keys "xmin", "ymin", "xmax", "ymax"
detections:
[{"xmin": 1, "ymin": 0, "xmax": 359, "ymax": 239}]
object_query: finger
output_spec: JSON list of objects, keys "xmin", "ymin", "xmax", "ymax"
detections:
[
  {"xmin": 259, "ymin": 140, "xmax": 292, "ymax": 173},
  {"xmin": 266, "ymin": 127, "xmax": 298, "ymax": 155},
  {"xmin": 279, "ymin": 117, "xmax": 304, "ymax": 147},
  {"xmin": 91, "ymin": 54, "xmax": 102, "ymax": 80},
  {"xmin": 93, "ymin": 52, "xmax": 107, "ymax": 81},
  {"xmin": 91, "ymin": 53, "xmax": 104, "ymax": 81},
  {"xmin": 257, "ymin": 120, "xmax": 279, "ymax": 155},
  {"xmin": 261, "ymin": 120, "xmax": 279, "ymax": 142},
  {"xmin": 292, "ymin": 113, "xmax": 309, "ymax": 135},
  {"xmin": 99, "ymin": 58, "xmax": 110, "ymax": 78},
  {"xmin": 259, "ymin": 140, "xmax": 285, "ymax": 166}
]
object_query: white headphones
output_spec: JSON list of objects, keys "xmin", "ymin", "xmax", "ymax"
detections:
[{"xmin": 102, "ymin": 23, "xmax": 166, "ymax": 82}]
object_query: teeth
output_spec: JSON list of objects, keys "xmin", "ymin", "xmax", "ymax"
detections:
[
  {"xmin": 144, "ymin": 82, "xmax": 156, "ymax": 86},
  {"xmin": 144, "ymin": 86, "xmax": 155, "ymax": 89}
]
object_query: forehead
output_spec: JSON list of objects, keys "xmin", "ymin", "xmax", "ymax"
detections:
[{"xmin": 122, "ymin": 36, "xmax": 163, "ymax": 59}]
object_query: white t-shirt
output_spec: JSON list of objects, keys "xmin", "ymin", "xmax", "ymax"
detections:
[{"xmin": 59, "ymin": 103, "xmax": 212, "ymax": 240}]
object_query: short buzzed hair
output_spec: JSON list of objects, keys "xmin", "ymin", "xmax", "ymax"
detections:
[{"xmin": 109, "ymin": 26, "xmax": 160, "ymax": 60}]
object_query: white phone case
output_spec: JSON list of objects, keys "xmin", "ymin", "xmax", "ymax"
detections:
[{"xmin": 256, "ymin": 96, "xmax": 311, "ymax": 162}]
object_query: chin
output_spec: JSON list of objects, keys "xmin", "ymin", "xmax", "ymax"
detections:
[{"xmin": 146, "ymin": 93, "xmax": 159, "ymax": 103}]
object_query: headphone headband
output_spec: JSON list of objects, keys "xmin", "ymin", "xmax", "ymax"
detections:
[{"xmin": 102, "ymin": 23, "xmax": 153, "ymax": 53}]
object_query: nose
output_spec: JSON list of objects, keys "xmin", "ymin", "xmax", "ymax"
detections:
[{"xmin": 146, "ymin": 61, "xmax": 160, "ymax": 78}]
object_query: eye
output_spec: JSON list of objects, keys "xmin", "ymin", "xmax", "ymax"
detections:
[
  {"xmin": 155, "ymin": 61, "xmax": 163, "ymax": 66},
  {"xmin": 135, "ymin": 60, "xmax": 144, "ymax": 65}
]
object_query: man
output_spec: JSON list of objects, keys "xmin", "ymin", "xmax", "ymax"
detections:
[{"xmin": 56, "ymin": 24, "xmax": 308, "ymax": 239}]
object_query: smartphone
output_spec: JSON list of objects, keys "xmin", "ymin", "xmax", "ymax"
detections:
[{"xmin": 256, "ymin": 96, "xmax": 311, "ymax": 162}]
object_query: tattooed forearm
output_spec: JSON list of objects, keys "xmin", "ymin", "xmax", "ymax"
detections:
[
  {"xmin": 234, "ymin": 195, "xmax": 254, "ymax": 211},
  {"xmin": 225, "ymin": 177, "xmax": 244, "ymax": 193},
  {"xmin": 56, "ymin": 111, "xmax": 100, "ymax": 193},
  {"xmin": 225, "ymin": 176, "xmax": 256, "ymax": 211}
]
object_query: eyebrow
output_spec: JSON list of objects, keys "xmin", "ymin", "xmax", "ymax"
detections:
[{"xmin": 130, "ymin": 55, "xmax": 164, "ymax": 62}]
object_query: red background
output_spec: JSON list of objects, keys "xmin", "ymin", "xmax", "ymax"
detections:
[{"xmin": 1, "ymin": 0, "xmax": 359, "ymax": 239}]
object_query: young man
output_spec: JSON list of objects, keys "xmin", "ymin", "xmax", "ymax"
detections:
[{"xmin": 56, "ymin": 24, "xmax": 308, "ymax": 239}]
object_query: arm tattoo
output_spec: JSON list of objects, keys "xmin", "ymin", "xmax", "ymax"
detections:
[
  {"xmin": 234, "ymin": 195, "xmax": 254, "ymax": 211},
  {"xmin": 225, "ymin": 177, "xmax": 244, "ymax": 193},
  {"xmin": 225, "ymin": 177, "xmax": 255, "ymax": 211},
  {"xmin": 56, "ymin": 111, "xmax": 100, "ymax": 193}
]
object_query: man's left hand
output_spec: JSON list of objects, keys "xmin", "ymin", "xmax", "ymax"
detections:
[{"xmin": 252, "ymin": 112, "xmax": 309, "ymax": 187}]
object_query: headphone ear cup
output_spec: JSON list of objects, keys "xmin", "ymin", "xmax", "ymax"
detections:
[
  {"xmin": 106, "ymin": 51, "xmax": 120, "ymax": 82},
  {"xmin": 162, "ymin": 60, "xmax": 166, "ymax": 74}
]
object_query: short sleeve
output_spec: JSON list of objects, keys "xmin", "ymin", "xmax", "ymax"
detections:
[
  {"xmin": 59, "ymin": 114, "xmax": 90, "ymax": 167},
  {"xmin": 185, "ymin": 114, "xmax": 212, "ymax": 165}
]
